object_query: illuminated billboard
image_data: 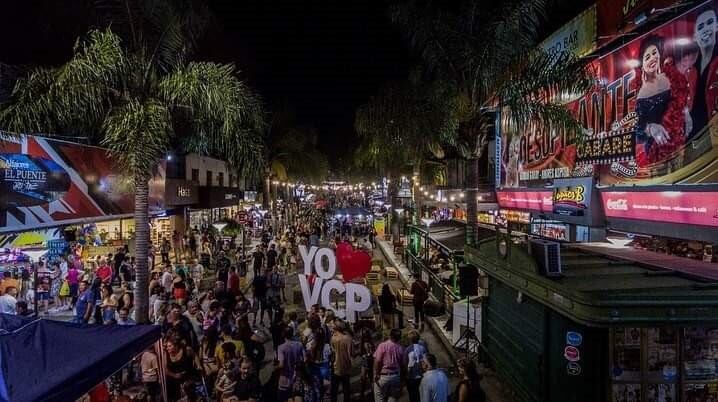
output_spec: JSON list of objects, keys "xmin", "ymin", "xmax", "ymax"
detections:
[
  {"xmin": 500, "ymin": 1, "xmax": 718, "ymax": 188},
  {"xmin": 1, "ymin": 135, "xmax": 164, "ymax": 233}
]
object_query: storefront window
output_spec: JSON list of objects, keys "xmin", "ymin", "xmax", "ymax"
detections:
[
  {"xmin": 611, "ymin": 327, "xmax": 718, "ymax": 402},
  {"xmin": 683, "ymin": 327, "xmax": 718, "ymax": 382},
  {"xmin": 646, "ymin": 328, "xmax": 678, "ymax": 383},
  {"xmin": 613, "ymin": 327, "xmax": 642, "ymax": 382}
]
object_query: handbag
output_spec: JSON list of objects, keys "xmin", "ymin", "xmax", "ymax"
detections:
[{"xmin": 59, "ymin": 280, "xmax": 70, "ymax": 297}]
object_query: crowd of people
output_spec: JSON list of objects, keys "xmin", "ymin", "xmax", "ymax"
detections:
[{"xmin": 1, "ymin": 198, "xmax": 487, "ymax": 402}]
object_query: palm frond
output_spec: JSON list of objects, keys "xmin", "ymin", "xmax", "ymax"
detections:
[
  {"xmin": 101, "ymin": 98, "xmax": 172, "ymax": 181},
  {"xmin": 0, "ymin": 29, "xmax": 126, "ymax": 136}
]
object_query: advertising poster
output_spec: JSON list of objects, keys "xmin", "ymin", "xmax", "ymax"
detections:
[
  {"xmin": 500, "ymin": 1, "xmax": 718, "ymax": 188},
  {"xmin": 1, "ymin": 135, "xmax": 164, "ymax": 233}
]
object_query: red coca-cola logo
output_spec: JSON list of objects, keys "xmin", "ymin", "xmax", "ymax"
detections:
[{"xmin": 564, "ymin": 346, "xmax": 581, "ymax": 362}]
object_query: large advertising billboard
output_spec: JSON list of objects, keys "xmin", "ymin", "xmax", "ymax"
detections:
[
  {"xmin": 500, "ymin": 1, "xmax": 718, "ymax": 188},
  {"xmin": 601, "ymin": 190, "xmax": 718, "ymax": 227},
  {"xmin": 1, "ymin": 135, "xmax": 164, "ymax": 233}
]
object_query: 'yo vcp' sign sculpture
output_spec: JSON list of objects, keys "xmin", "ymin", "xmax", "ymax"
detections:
[{"xmin": 298, "ymin": 243, "xmax": 372, "ymax": 322}]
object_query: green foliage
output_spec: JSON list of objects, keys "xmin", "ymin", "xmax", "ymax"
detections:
[
  {"xmin": 0, "ymin": 28, "xmax": 264, "ymax": 181},
  {"xmin": 389, "ymin": 0, "xmax": 595, "ymax": 157},
  {"xmin": 354, "ymin": 72, "xmax": 458, "ymax": 174},
  {"xmin": 264, "ymin": 104, "xmax": 328, "ymax": 184}
]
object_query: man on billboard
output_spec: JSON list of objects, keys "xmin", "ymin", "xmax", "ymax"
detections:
[{"xmin": 691, "ymin": 6, "xmax": 718, "ymax": 137}]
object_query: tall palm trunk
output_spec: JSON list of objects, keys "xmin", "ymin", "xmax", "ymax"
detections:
[
  {"xmin": 465, "ymin": 157, "xmax": 478, "ymax": 247},
  {"xmin": 133, "ymin": 178, "xmax": 150, "ymax": 323}
]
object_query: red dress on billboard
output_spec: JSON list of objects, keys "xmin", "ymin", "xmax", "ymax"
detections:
[{"xmin": 633, "ymin": 61, "xmax": 689, "ymax": 167}]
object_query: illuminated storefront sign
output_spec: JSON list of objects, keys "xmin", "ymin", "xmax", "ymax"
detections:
[
  {"xmin": 531, "ymin": 220, "xmax": 570, "ymax": 241},
  {"xmin": 497, "ymin": 191, "xmax": 553, "ymax": 212},
  {"xmin": 553, "ymin": 179, "xmax": 593, "ymax": 216},
  {"xmin": 601, "ymin": 191, "xmax": 718, "ymax": 227}
]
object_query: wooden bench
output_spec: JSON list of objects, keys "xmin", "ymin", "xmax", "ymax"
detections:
[{"xmin": 385, "ymin": 266, "xmax": 399, "ymax": 280}]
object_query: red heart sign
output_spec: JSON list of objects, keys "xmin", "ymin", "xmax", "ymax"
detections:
[{"xmin": 336, "ymin": 242, "xmax": 371, "ymax": 282}]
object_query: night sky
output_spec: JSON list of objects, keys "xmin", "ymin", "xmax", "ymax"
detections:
[{"xmin": 0, "ymin": 0, "xmax": 590, "ymax": 168}]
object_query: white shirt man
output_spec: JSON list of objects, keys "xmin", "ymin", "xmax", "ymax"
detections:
[
  {"xmin": 0, "ymin": 287, "xmax": 18, "ymax": 314},
  {"xmin": 161, "ymin": 268, "xmax": 173, "ymax": 294}
]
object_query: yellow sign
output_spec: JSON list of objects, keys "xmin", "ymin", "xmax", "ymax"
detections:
[
  {"xmin": 373, "ymin": 218, "xmax": 385, "ymax": 240},
  {"xmin": 540, "ymin": 5, "xmax": 597, "ymax": 59},
  {"xmin": 553, "ymin": 185, "xmax": 585, "ymax": 203}
]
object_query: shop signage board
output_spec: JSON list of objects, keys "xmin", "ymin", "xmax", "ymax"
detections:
[
  {"xmin": 164, "ymin": 179, "xmax": 198, "ymax": 206},
  {"xmin": 0, "ymin": 135, "xmax": 164, "ymax": 233},
  {"xmin": 496, "ymin": 190, "xmax": 553, "ymax": 212},
  {"xmin": 499, "ymin": 1, "xmax": 718, "ymax": 188},
  {"xmin": 601, "ymin": 190, "xmax": 718, "ymax": 227},
  {"xmin": 198, "ymin": 186, "xmax": 242, "ymax": 209},
  {"xmin": 298, "ymin": 244, "xmax": 372, "ymax": 322},
  {"xmin": 552, "ymin": 178, "xmax": 593, "ymax": 216},
  {"xmin": 541, "ymin": 4, "xmax": 597, "ymax": 59}
]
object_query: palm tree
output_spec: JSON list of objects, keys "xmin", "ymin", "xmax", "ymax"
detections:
[
  {"xmin": 391, "ymin": 0, "xmax": 593, "ymax": 246},
  {"xmin": 262, "ymin": 104, "xmax": 328, "ymax": 208},
  {"xmin": 0, "ymin": 26, "xmax": 263, "ymax": 322}
]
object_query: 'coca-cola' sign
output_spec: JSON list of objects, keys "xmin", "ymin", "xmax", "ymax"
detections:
[{"xmin": 601, "ymin": 191, "xmax": 718, "ymax": 227}]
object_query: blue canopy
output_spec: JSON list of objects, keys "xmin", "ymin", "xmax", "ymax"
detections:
[{"xmin": 0, "ymin": 316, "xmax": 161, "ymax": 402}]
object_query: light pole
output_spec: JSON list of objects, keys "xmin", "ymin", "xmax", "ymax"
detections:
[
  {"xmin": 420, "ymin": 217, "xmax": 434, "ymax": 264},
  {"xmin": 394, "ymin": 207, "xmax": 405, "ymax": 239}
]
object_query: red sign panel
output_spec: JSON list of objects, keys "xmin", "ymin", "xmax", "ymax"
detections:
[
  {"xmin": 500, "ymin": 1, "xmax": 718, "ymax": 188},
  {"xmin": 601, "ymin": 190, "xmax": 718, "ymax": 227},
  {"xmin": 496, "ymin": 191, "xmax": 554, "ymax": 212},
  {"xmin": 1, "ymin": 135, "xmax": 164, "ymax": 233}
]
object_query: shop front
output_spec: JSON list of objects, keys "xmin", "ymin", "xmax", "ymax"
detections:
[
  {"xmin": 191, "ymin": 186, "xmax": 242, "ymax": 229},
  {"xmin": 465, "ymin": 237, "xmax": 718, "ymax": 402}
]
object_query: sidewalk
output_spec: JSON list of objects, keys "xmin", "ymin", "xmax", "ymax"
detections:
[{"xmin": 375, "ymin": 238, "xmax": 512, "ymax": 402}]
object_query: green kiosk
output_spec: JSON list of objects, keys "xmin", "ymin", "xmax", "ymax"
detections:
[{"xmin": 465, "ymin": 231, "xmax": 718, "ymax": 402}]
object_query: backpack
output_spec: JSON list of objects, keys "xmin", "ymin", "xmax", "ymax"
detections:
[{"xmin": 246, "ymin": 338, "xmax": 266, "ymax": 367}]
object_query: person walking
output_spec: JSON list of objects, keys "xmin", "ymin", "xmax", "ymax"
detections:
[
  {"xmin": 252, "ymin": 245, "xmax": 265, "ymax": 278},
  {"xmin": 419, "ymin": 354, "xmax": 449, "ymax": 402},
  {"xmin": 330, "ymin": 320, "xmax": 353, "ymax": 402},
  {"xmin": 410, "ymin": 275, "xmax": 429, "ymax": 330},
  {"xmin": 452, "ymin": 358, "xmax": 486, "ymax": 402},
  {"xmin": 405, "ymin": 330, "xmax": 428, "ymax": 402},
  {"xmin": 373, "ymin": 329, "xmax": 405, "ymax": 402},
  {"xmin": 276, "ymin": 327, "xmax": 306, "ymax": 402}
]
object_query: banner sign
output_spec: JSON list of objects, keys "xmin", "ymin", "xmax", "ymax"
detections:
[
  {"xmin": 496, "ymin": 191, "xmax": 553, "ymax": 212},
  {"xmin": 298, "ymin": 245, "xmax": 372, "ymax": 322},
  {"xmin": 552, "ymin": 178, "xmax": 593, "ymax": 216},
  {"xmin": 601, "ymin": 190, "xmax": 718, "ymax": 227},
  {"xmin": 500, "ymin": 1, "xmax": 718, "ymax": 188},
  {"xmin": 541, "ymin": 5, "xmax": 597, "ymax": 58},
  {"xmin": 1, "ymin": 136, "xmax": 164, "ymax": 233}
]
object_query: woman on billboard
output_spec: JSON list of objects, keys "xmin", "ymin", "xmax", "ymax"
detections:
[{"xmin": 633, "ymin": 34, "xmax": 690, "ymax": 167}]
